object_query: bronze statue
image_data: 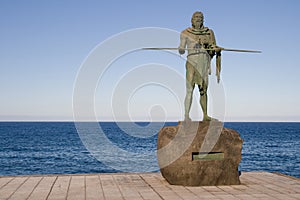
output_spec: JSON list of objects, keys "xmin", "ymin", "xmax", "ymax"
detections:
[
  {"xmin": 179, "ymin": 11, "xmax": 220, "ymax": 121},
  {"xmin": 143, "ymin": 11, "xmax": 261, "ymax": 122}
]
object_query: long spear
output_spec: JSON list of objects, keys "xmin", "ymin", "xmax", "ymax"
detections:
[
  {"xmin": 142, "ymin": 46, "xmax": 261, "ymax": 83},
  {"xmin": 142, "ymin": 47, "xmax": 261, "ymax": 53}
]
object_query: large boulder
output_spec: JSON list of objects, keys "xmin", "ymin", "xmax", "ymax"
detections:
[{"xmin": 157, "ymin": 121, "xmax": 243, "ymax": 186}]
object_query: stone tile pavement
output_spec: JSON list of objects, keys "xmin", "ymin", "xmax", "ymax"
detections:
[{"xmin": 0, "ymin": 172, "xmax": 299, "ymax": 199}]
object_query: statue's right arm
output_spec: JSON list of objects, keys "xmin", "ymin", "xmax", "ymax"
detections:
[{"xmin": 179, "ymin": 31, "xmax": 187, "ymax": 55}]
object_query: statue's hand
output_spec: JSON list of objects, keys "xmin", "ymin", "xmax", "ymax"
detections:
[
  {"xmin": 212, "ymin": 46, "xmax": 222, "ymax": 53},
  {"xmin": 178, "ymin": 48, "xmax": 185, "ymax": 55}
]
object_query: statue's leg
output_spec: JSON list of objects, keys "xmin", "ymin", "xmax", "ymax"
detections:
[
  {"xmin": 197, "ymin": 53, "xmax": 215, "ymax": 121},
  {"xmin": 184, "ymin": 62, "xmax": 195, "ymax": 121},
  {"xmin": 185, "ymin": 83, "xmax": 194, "ymax": 120},
  {"xmin": 199, "ymin": 81, "xmax": 211, "ymax": 121}
]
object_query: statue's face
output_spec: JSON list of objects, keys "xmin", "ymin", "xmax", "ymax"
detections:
[{"xmin": 192, "ymin": 13, "xmax": 203, "ymax": 29}]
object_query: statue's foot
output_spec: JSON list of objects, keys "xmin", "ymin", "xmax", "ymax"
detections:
[
  {"xmin": 184, "ymin": 116, "xmax": 192, "ymax": 122},
  {"xmin": 203, "ymin": 115, "xmax": 211, "ymax": 121},
  {"xmin": 203, "ymin": 115, "xmax": 218, "ymax": 121}
]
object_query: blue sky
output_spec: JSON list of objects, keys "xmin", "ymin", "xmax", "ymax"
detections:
[{"xmin": 0, "ymin": 0, "xmax": 300, "ymax": 122}]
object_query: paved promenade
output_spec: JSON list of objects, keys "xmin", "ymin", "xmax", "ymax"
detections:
[{"xmin": 0, "ymin": 172, "xmax": 299, "ymax": 200}]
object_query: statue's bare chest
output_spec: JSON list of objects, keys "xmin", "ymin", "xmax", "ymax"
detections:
[{"xmin": 186, "ymin": 33, "xmax": 211, "ymax": 47}]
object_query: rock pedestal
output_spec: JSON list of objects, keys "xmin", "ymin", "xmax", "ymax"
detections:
[{"xmin": 157, "ymin": 121, "xmax": 243, "ymax": 186}]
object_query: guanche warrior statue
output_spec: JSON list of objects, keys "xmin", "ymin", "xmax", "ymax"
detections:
[
  {"xmin": 179, "ymin": 11, "xmax": 221, "ymax": 121},
  {"xmin": 143, "ymin": 12, "xmax": 260, "ymax": 122}
]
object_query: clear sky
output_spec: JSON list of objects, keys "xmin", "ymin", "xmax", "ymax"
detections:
[{"xmin": 1, "ymin": 0, "xmax": 300, "ymax": 122}]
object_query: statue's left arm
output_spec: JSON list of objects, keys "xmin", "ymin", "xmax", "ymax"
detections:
[{"xmin": 209, "ymin": 29, "xmax": 221, "ymax": 83}]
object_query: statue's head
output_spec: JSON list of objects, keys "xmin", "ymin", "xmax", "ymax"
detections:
[{"xmin": 191, "ymin": 11, "xmax": 204, "ymax": 29}]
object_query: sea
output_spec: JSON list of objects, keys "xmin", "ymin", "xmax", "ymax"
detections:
[{"xmin": 0, "ymin": 122, "xmax": 299, "ymax": 178}]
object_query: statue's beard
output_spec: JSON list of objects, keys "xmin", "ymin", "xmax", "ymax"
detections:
[{"xmin": 193, "ymin": 21, "xmax": 202, "ymax": 29}]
